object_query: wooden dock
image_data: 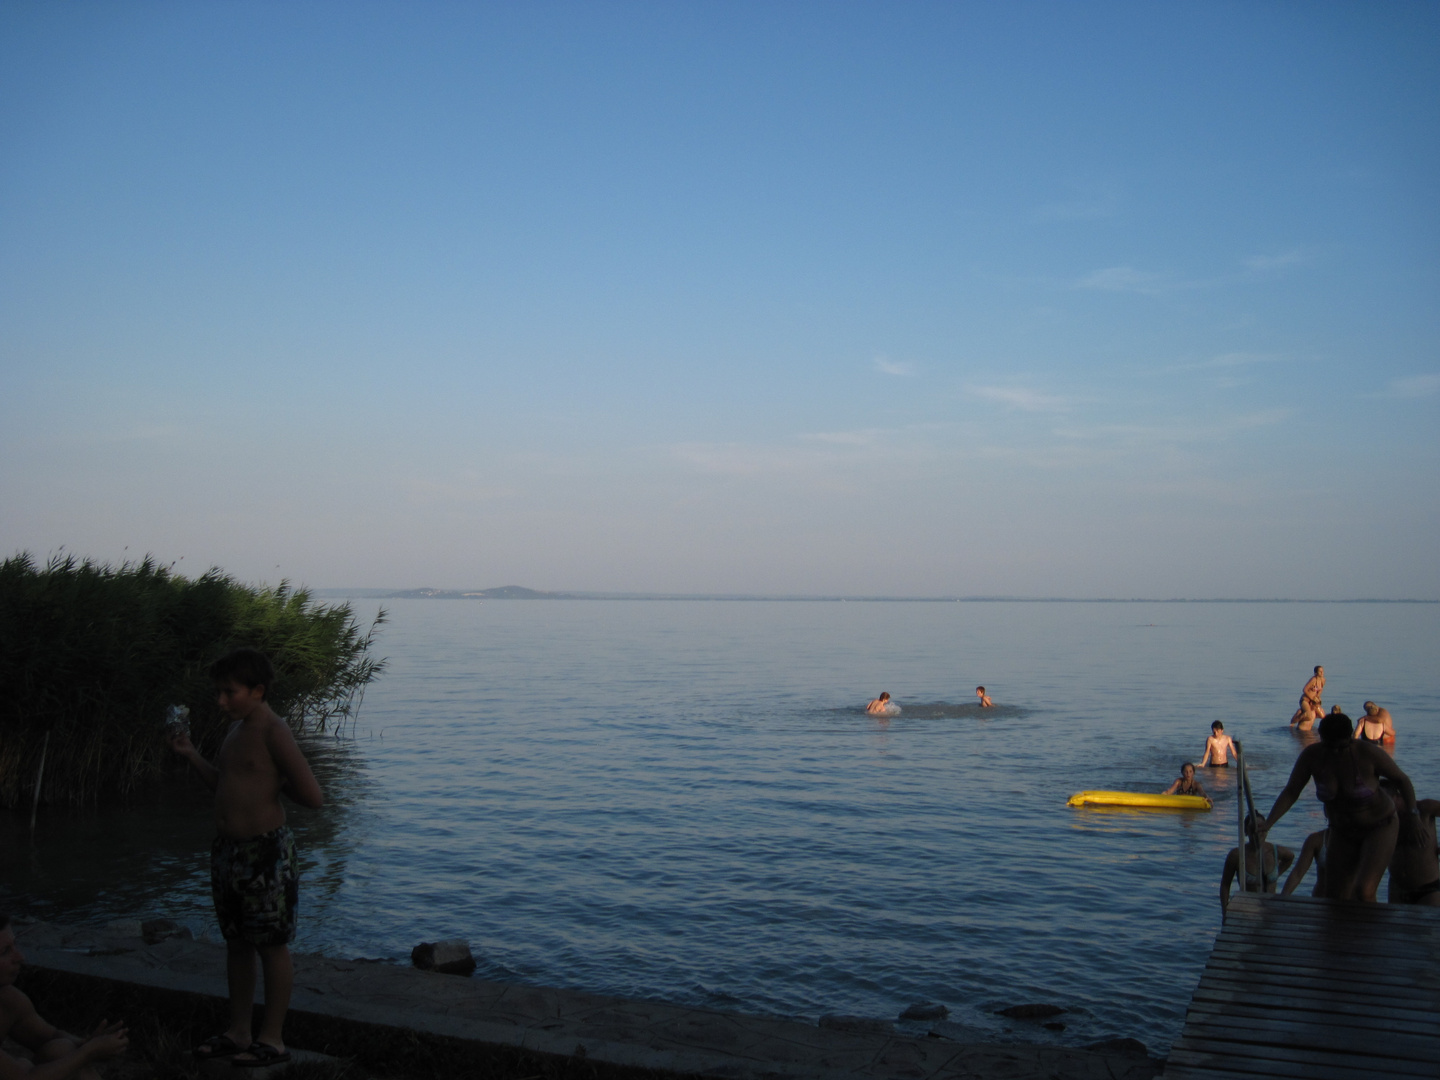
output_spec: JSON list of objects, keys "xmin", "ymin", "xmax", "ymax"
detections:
[{"xmin": 1164, "ymin": 893, "xmax": 1440, "ymax": 1079}]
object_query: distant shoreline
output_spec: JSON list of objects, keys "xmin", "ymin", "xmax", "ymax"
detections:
[{"xmin": 311, "ymin": 589, "xmax": 1440, "ymax": 604}]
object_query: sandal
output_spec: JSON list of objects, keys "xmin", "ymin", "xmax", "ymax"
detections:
[
  {"xmin": 194, "ymin": 1034, "xmax": 245, "ymax": 1060},
  {"xmin": 232, "ymin": 1042, "xmax": 292, "ymax": 1068}
]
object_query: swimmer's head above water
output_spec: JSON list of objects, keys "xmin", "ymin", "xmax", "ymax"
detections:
[{"xmin": 1212, "ymin": 721, "xmax": 1224, "ymax": 733}]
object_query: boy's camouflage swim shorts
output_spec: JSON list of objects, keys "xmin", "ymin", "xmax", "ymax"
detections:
[{"xmin": 210, "ymin": 825, "xmax": 298, "ymax": 946}]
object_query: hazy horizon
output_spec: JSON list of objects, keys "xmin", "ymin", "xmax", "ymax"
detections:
[{"xmin": 3, "ymin": 3, "xmax": 1437, "ymax": 600}]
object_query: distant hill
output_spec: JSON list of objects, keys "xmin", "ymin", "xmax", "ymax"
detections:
[{"xmin": 385, "ymin": 586, "xmax": 559, "ymax": 600}]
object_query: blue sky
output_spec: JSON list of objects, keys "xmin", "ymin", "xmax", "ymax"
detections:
[{"xmin": 2, "ymin": 2, "xmax": 1436, "ymax": 597}]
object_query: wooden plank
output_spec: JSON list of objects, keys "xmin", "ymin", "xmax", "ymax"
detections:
[
  {"xmin": 1166, "ymin": 1039, "xmax": 1434, "ymax": 1080},
  {"xmin": 1196, "ymin": 952, "xmax": 1438, "ymax": 988},
  {"xmin": 1217, "ymin": 914, "xmax": 1440, "ymax": 945},
  {"xmin": 1205, "ymin": 942, "xmax": 1436, "ymax": 976},
  {"xmin": 1207, "ymin": 936, "xmax": 1433, "ymax": 968},
  {"xmin": 1165, "ymin": 1047, "xmax": 1426, "ymax": 1080},
  {"xmin": 1184, "ymin": 995, "xmax": 1440, "ymax": 1036},
  {"xmin": 1178, "ymin": 1015, "xmax": 1438, "ymax": 1062},
  {"xmin": 1190, "ymin": 976, "xmax": 1440, "ymax": 1014},
  {"xmin": 1222, "ymin": 902, "xmax": 1440, "ymax": 932},
  {"xmin": 1216, "ymin": 919, "xmax": 1440, "ymax": 952}
]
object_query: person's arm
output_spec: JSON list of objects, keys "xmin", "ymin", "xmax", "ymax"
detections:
[
  {"xmin": 1367, "ymin": 746, "xmax": 1416, "ymax": 815},
  {"xmin": 2, "ymin": 1004, "xmax": 127, "ymax": 1080},
  {"xmin": 1220, "ymin": 849, "xmax": 1238, "ymax": 914},
  {"xmin": 1199, "ymin": 741, "xmax": 1213, "ymax": 767},
  {"xmin": 1163, "ymin": 779, "xmax": 1182, "ymax": 795},
  {"xmin": 168, "ymin": 729, "xmax": 220, "ymax": 791},
  {"xmin": 1282, "ymin": 833, "xmax": 1320, "ymax": 896},
  {"xmin": 1277, "ymin": 845, "xmax": 1295, "ymax": 874},
  {"xmin": 267, "ymin": 721, "xmax": 323, "ymax": 809},
  {"xmin": 1259, "ymin": 750, "xmax": 1316, "ymax": 837}
]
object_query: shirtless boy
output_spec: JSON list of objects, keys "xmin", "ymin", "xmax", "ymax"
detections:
[
  {"xmin": 1290, "ymin": 665, "xmax": 1325, "ymax": 729},
  {"xmin": 169, "ymin": 649, "xmax": 323, "ymax": 1067},
  {"xmin": 1356, "ymin": 701, "xmax": 1396, "ymax": 746},
  {"xmin": 975, "ymin": 687, "xmax": 993, "ymax": 708},
  {"xmin": 865, "ymin": 692, "xmax": 893, "ymax": 715},
  {"xmin": 1385, "ymin": 782, "xmax": 1440, "ymax": 906},
  {"xmin": 1199, "ymin": 721, "xmax": 1235, "ymax": 767},
  {"xmin": 0, "ymin": 913, "xmax": 128, "ymax": 1079}
]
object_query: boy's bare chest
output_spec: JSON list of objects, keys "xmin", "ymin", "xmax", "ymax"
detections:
[{"xmin": 218, "ymin": 724, "xmax": 275, "ymax": 777}]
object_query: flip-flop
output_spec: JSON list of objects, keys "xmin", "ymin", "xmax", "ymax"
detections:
[
  {"xmin": 194, "ymin": 1034, "xmax": 245, "ymax": 1060},
  {"xmin": 232, "ymin": 1042, "xmax": 291, "ymax": 1068}
]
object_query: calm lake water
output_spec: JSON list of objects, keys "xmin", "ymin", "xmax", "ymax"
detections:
[{"xmin": 5, "ymin": 600, "xmax": 1438, "ymax": 1053}]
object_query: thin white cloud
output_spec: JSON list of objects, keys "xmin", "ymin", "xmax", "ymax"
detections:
[
  {"xmin": 1074, "ymin": 265, "xmax": 1171, "ymax": 295},
  {"xmin": 799, "ymin": 428, "xmax": 883, "ymax": 446},
  {"xmin": 1371, "ymin": 373, "xmax": 1440, "ymax": 399},
  {"xmin": 1243, "ymin": 250, "xmax": 1306, "ymax": 273},
  {"xmin": 969, "ymin": 385, "xmax": 1070, "ymax": 412},
  {"xmin": 873, "ymin": 356, "xmax": 915, "ymax": 377}
]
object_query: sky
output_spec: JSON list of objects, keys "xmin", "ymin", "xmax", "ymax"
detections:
[{"xmin": 2, "ymin": 2, "xmax": 1437, "ymax": 598}]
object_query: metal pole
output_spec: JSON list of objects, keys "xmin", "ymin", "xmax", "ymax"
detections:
[{"xmin": 1235, "ymin": 740, "xmax": 1250, "ymax": 894}]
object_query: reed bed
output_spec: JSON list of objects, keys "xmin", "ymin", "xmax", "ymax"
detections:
[{"xmin": 0, "ymin": 553, "xmax": 385, "ymax": 809}]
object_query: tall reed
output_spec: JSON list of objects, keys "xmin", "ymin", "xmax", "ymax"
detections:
[{"xmin": 0, "ymin": 553, "xmax": 385, "ymax": 809}]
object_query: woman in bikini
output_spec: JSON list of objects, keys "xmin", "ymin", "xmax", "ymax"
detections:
[{"xmin": 1259, "ymin": 711, "xmax": 1416, "ymax": 902}]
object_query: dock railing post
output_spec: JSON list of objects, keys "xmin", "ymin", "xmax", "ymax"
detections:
[{"xmin": 1235, "ymin": 740, "xmax": 1251, "ymax": 894}]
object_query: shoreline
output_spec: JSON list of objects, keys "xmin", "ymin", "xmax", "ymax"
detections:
[{"xmin": 14, "ymin": 919, "xmax": 1161, "ymax": 1080}]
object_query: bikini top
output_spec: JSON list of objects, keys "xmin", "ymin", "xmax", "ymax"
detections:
[{"xmin": 1314, "ymin": 745, "xmax": 1375, "ymax": 804}]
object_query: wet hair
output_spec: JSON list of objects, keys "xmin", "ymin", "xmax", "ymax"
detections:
[
  {"xmin": 1363, "ymin": 701, "xmax": 1378, "ymax": 715},
  {"xmin": 209, "ymin": 648, "xmax": 275, "ymax": 700},
  {"xmin": 976, "ymin": 686, "xmax": 986, "ymax": 693},
  {"xmin": 878, "ymin": 692, "xmax": 890, "ymax": 701},
  {"xmin": 1181, "ymin": 762, "xmax": 1196, "ymax": 774},
  {"xmin": 1212, "ymin": 721, "xmax": 1224, "ymax": 731},
  {"xmin": 1315, "ymin": 666, "xmax": 1323, "ymax": 674},
  {"xmin": 1244, "ymin": 813, "xmax": 1259, "ymax": 840},
  {"xmin": 1318, "ymin": 710, "xmax": 1353, "ymax": 746}
]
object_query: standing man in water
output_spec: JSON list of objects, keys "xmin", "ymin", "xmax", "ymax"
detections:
[
  {"xmin": 1290, "ymin": 665, "xmax": 1325, "ymax": 729},
  {"xmin": 975, "ymin": 686, "xmax": 993, "ymax": 708},
  {"xmin": 1199, "ymin": 721, "xmax": 1236, "ymax": 767}
]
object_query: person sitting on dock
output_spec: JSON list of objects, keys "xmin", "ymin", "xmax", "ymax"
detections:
[
  {"xmin": 975, "ymin": 686, "xmax": 993, "ymax": 708},
  {"xmin": 0, "ymin": 913, "xmax": 129, "ymax": 1079},
  {"xmin": 1220, "ymin": 817, "xmax": 1294, "ymax": 914},
  {"xmin": 1199, "ymin": 721, "xmax": 1235, "ymax": 768},
  {"xmin": 1164, "ymin": 762, "xmax": 1208, "ymax": 799},
  {"xmin": 1280, "ymin": 829, "xmax": 1329, "ymax": 898},
  {"xmin": 1356, "ymin": 702, "xmax": 1396, "ymax": 746},
  {"xmin": 1382, "ymin": 779, "xmax": 1440, "ymax": 906},
  {"xmin": 1289, "ymin": 665, "xmax": 1325, "ymax": 730},
  {"xmin": 866, "ymin": 692, "xmax": 894, "ymax": 715},
  {"xmin": 1257, "ymin": 711, "xmax": 1416, "ymax": 902}
]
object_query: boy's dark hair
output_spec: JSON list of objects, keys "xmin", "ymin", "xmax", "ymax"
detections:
[{"xmin": 209, "ymin": 648, "xmax": 275, "ymax": 700}]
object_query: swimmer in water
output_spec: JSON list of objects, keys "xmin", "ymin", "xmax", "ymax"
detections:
[
  {"xmin": 1356, "ymin": 701, "xmax": 1395, "ymax": 746},
  {"xmin": 1199, "ymin": 721, "xmax": 1236, "ymax": 768},
  {"xmin": 866, "ymin": 692, "xmax": 893, "ymax": 715},
  {"xmin": 1164, "ymin": 762, "xmax": 1209, "ymax": 800},
  {"xmin": 1220, "ymin": 815, "xmax": 1294, "ymax": 914},
  {"xmin": 975, "ymin": 686, "xmax": 993, "ymax": 708},
  {"xmin": 1290, "ymin": 665, "xmax": 1325, "ymax": 730}
]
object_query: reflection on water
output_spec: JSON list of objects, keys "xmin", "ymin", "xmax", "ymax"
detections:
[{"xmin": 3, "ymin": 600, "xmax": 1436, "ymax": 1054}]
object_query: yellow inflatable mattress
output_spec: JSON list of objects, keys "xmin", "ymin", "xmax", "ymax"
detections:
[{"xmin": 1066, "ymin": 790, "xmax": 1212, "ymax": 810}]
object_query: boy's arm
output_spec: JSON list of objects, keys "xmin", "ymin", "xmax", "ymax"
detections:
[
  {"xmin": 1220, "ymin": 849, "xmax": 1238, "ymax": 913},
  {"xmin": 168, "ymin": 730, "xmax": 220, "ymax": 791},
  {"xmin": 1198, "ymin": 741, "xmax": 1212, "ymax": 767},
  {"xmin": 267, "ymin": 721, "xmax": 323, "ymax": 809}
]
